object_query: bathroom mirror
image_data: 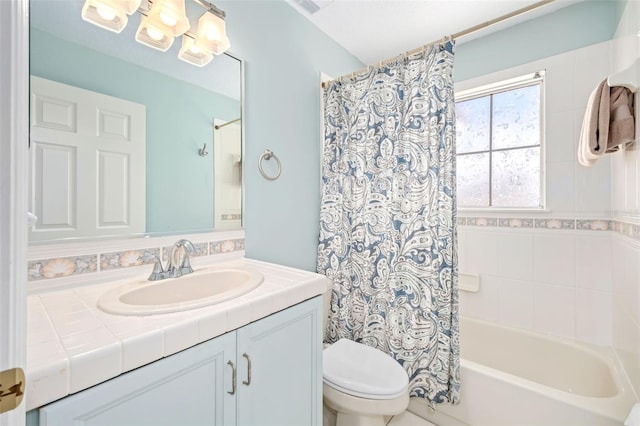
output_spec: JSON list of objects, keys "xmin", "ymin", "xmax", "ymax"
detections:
[{"xmin": 28, "ymin": 0, "xmax": 242, "ymax": 244}]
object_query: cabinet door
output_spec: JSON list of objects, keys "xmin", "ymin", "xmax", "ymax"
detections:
[
  {"xmin": 236, "ymin": 297, "xmax": 322, "ymax": 426},
  {"xmin": 39, "ymin": 332, "xmax": 236, "ymax": 426}
]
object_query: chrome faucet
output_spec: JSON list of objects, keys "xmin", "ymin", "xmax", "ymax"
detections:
[
  {"xmin": 167, "ymin": 239, "xmax": 196, "ymax": 278},
  {"xmin": 139, "ymin": 239, "xmax": 196, "ymax": 281}
]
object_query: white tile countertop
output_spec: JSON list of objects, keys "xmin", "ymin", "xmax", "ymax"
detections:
[{"xmin": 25, "ymin": 258, "xmax": 330, "ymax": 410}]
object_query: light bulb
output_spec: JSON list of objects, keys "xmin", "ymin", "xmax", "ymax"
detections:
[
  {"xmin": 160, "ymin": 11, "xmax": 177, "ymax": 27},
  {"xmin": 206, "ymin": 28, "xmax": 219, "ymax": 41},
  {"xmin": 189, "ymin": 45, "xmax": 201, "ymax": 54},
  {"xmin": 146, "ymin": 25, "xmax": 164, "ymax": 41},
  {"xmin": 96, "ymin": 4, "xmax": 116, "ymax": 20}
]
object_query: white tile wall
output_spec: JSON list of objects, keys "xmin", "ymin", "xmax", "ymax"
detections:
[
  {"xmin": 459, "ymin": 226, "xmax": 614, "ymax": 346},
  {"xmin": 533, "ymin": 283, "xmax": 576, "ymax": 339},
  {"xmin": 497, "ymin": 278, "xmax": 534, "ymax": 329},
  {"xmin": 497, "ymin": 233, "xmax": 534, "ymax": 280},
  {"xmin": 611, "ymin": 0, "xmax": 640, "ymax": 398},
  {"xmin": 456, "ymin": 40, "xmax": 623, "ymax": 350},
  {"xmin": 533, "ymin": 234, "xmax": 576, "ymax": 287},
  {"xmin": 575, "ymin": 234, "xmax": 612, "ymax": 292}
]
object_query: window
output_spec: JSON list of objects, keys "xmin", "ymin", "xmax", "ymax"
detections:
[{"xmin": 455, "ymin": 72, "xmax": 544, "ymax": 209}]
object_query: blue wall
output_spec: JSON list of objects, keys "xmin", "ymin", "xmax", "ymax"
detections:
[
  {"xmin": 215, "ymin": 1, "xmax": 363, "ymax": 270},
  {"xmin": 455, "ymin": 1, "xmax": 620, "ymax": 82},
  {"xmin": 30, "ymin": 28, "xmax": 240, "ymax": 234}
]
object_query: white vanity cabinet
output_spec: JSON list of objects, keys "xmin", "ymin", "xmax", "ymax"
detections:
[{"xmin": 38, "ymin": 297, "xmax": 322, "ymax": 426}]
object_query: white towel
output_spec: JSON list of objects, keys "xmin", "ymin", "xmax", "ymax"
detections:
[{"xmin": 578, "ymin": 79, "xmax": 609, "ymax": 167}]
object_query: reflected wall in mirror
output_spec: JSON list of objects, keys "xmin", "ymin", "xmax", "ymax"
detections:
[{"xmin": 28, "ymin": 0, "xmax": 242, "ymax": 244}]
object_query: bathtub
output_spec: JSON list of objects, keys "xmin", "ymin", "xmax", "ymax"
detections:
[{"xmin": 408, "ymin": 317, "xmax": 637, "ymax": 425}]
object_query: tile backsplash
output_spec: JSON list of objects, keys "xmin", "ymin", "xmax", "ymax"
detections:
[{"xmin": 28, "ymin": 233, "xmax": 245, "ymax": 283}]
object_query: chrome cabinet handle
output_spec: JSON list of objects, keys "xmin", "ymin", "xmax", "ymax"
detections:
[
  {"xmin": 227, "ymin": 360, "xmax": 236, "ymax": 395},
  {"xmin": 242, "ymin": 353, "xmax": 251, "ymax": 386}
]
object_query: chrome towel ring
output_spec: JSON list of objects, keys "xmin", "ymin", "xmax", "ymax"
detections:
[{"xmin": 258, "ymin": 149, "xmax": 281, "ymax": 181}]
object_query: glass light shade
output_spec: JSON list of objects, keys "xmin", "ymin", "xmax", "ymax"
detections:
[
  {"xmin": 81, "ymin": 0, "xmax": 138, "ymax": 33},
  {"xmin": 193, "ymin": 11, "xmax": 230, "ymax": 55},
  {"xmin": 178, "ymin": 36, "xmax": 213, "ymax": 67},
  {"xmin": 145, "ymin": 0, "xmax": 190, "ymax": 37},
  {"xmin": 135, "ymin": 16, "xmax": 175, "ymax": 51}
]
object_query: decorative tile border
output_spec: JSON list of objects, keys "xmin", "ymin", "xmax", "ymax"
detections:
[
  {"xmin": 459, "ymin": 215, "xmax": 640, "ymax": 241},
  {"xmin": 612, "ymin": 220, "xmax": 640, "ymax": 240},
  {"xmin": 533, "ymin": 219, "xmax": 576, "ymax": 230},
  {"xmin": 102, "ymin": 248, "xmax": 160, "ymax": 271},
  {"xmin": 28, "ymin": 238, "xmax": 245, "ymax": 282},
  {"xmin": 28, "ymin": 255, "xmax": 98, "ymax": 281},
  {"xmin": 211, "ymin": 238, "xmax": 245, "ymax": 254},
  {"xmin": 498, "ymin": 218, "xmax": 534, "ymax": 228}
]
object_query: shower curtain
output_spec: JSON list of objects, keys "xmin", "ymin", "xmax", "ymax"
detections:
[{"xmin": 317, "ymin": 40, "xmax": 459, "ymax": 405}]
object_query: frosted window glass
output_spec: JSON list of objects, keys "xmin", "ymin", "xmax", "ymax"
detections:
[
  {"xmin": 457, "ymin": 153, "xmax": 489, "ymax": 206},
  {"xmin": 492, "ymin": 85, "xmax": 540, "ymax": 150},
  {"xmin": 455, "ymin": 97, "xmax": 490, "ymax": 154},
  {"xmin": 492, "ymin": 147, "xmax": 540, "ymax": 207}
]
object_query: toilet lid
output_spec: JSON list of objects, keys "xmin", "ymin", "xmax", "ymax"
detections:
[{"xmin": 323, "ymin": 339, "xmax": 409, "ymax": 399}]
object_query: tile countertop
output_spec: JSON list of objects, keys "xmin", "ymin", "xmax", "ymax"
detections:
[{"xmin": 26, "ymin": 258, "xmax": 330, "ymax": 411}]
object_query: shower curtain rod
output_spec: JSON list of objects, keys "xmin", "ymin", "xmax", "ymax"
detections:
[
  {"xmin": 321, "ymin": 0, "xmax": 554, "ymax": 88},
  {"xmin": 214, "ymin": 117, "xmax": 241, "ymax": 130}
]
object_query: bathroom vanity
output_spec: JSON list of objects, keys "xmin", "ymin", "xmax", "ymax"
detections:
[{"xmin": 25, "ymin": 258, "xmax": 328, "ymax": 425}]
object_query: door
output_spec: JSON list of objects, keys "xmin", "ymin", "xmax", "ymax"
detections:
[
  {"xmin": 236, "ymin": 297, "xmax": 322, "ymax": 426},
  {"xmin": 0, "ymin": 0, "xmax": 29, "ymax": 425},
  {"xmin": 39, "ymin": 332, "xmax": 237, "ymax": 426},
  {"xmin": 29, "ymin": 76, "xmax": 146, "ymax": 241}
]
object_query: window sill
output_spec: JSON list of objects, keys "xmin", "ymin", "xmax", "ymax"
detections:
[{"xmin": 458, "ymin": 207, "xmax": 550, "ymax": 214}]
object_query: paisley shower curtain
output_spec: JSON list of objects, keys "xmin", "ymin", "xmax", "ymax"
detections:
[{"xmin": 317, "ymin": 40, "xmax": 459, "ymax": 405}]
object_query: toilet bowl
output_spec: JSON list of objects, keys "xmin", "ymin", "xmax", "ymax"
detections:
[{"xmin": 323, "ymin": 338, "xmax": 410, "ymax": 426}]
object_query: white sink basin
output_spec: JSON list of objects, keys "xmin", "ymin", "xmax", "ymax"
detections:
[{"xmin": 97, "ymin": 266, "xmax": 264, "ymax": 316}]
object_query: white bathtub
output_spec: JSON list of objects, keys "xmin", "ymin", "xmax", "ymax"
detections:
[{"xmin": 408, "ymin": 317, "xmax": 637, "ymax": 425}]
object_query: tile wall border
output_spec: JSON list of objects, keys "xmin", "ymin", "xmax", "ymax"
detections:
[
  {"xmin": 28, "ymin": 232, "xmax": 245, "ymax": 282},
  {"xmin": 459, "ymin": 215, "xmax": 640, "ymax": 241}
]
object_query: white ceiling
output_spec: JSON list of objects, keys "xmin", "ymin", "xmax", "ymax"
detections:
[{"xmin": 286, "ymin": 0, "xmax": 585, "ymax": 65}]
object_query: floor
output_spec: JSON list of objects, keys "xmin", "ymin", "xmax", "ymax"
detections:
[
  {"xmin": 323, "ymin": 404, "xmax": 437, "ymax": 426},
  {"xmin": 388, "ymin": 411, "xmax": 437, "ymax": 426}
]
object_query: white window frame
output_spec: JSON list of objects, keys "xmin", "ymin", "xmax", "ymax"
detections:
[{"xmin": 455, "ymin": 71, "xmax": 547, "ymax": 212}]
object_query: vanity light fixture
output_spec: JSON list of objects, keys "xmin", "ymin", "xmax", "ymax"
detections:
[
  {"xmin": 135, "ymin": 0, "xmax": 190, "ymax": 50},
  {"xmin": 81, "ymin": 0, "xmax": 142, "ymax": 33},
  {"xmin": 81, "ymin": 0, "xmax": 229, "ymax": 66},
  {"xmin": 192, "ymin": 5, "xmax": 230, "ymax": 55},
  {"xmin": 178, "ymin": 35, "xmax": 214, "ymax": 66}
]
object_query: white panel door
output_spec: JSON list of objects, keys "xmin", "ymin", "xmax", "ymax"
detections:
[
  {"xmin": 236, "ymin": 297, "xmax": 323, "ymax": 426},
  {"xmin": 29, "ymin": 76, "xmax": 146, "ymax": 241}
]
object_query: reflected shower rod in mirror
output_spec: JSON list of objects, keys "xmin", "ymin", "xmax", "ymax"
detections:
[
  {"xmin": 81, "ymin": 0, "xmax": 230, "ymax": 67},
  {"xmin": 214, "ymin": 117, "xmax": 241, "ymax": 130}
]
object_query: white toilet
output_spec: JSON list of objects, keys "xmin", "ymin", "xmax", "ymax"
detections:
[{"xmin": 323, "ymin": 338, "xmax": 410, "ymax": 426}]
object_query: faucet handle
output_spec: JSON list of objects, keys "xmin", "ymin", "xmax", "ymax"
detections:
[{"xmin": 138, "ymin": 254, "xmax": 166, "ymax": 281}]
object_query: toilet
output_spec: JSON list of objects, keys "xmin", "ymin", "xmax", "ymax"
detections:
[{"xmin": 322, "ymin": 338, "xmax": 410, "ymax": 426}]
